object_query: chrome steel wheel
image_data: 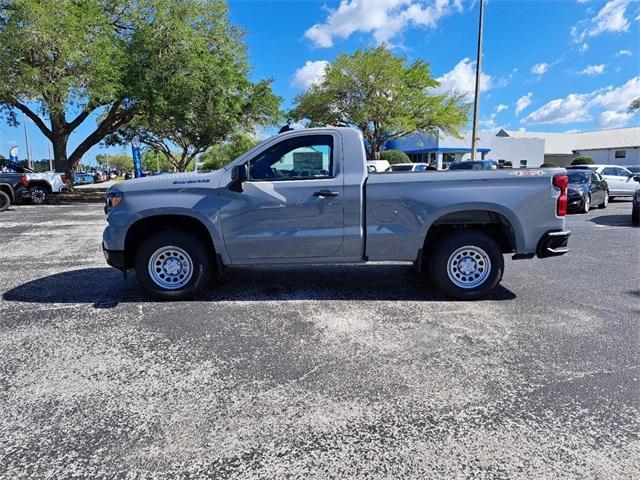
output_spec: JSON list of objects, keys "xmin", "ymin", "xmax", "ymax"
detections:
[
  {"xmin": 446, "ymin": 245, "xmax": 491, "ymax": 289},
  {"xmin": 148, "ymin": 246, "xmax": 194, "ymax": 290},
  {"xmin": 603, "ymin": 192, "xmax": 608, "ymax": 207}
]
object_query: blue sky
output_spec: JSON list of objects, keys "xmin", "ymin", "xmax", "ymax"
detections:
[{"xmin": 1, "ymin": 0, "xmax": 639, "ymax": 165}]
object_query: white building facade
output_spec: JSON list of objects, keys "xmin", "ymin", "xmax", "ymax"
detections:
[{"xmin": 497, "ymin": 127, "xmax": 640, "ymax": 167}]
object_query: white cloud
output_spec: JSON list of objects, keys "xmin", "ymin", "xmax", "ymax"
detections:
[
  {"xmin": 578, "ymin": 64, "xmax": 605, "ymax": 76},
  {"xmin": 495, "ymin": 104, "xmax": 508, "ymax": 113},
  {"xmin": 579, "ymin": 42, "xmax": 589, "ymax": 52},
  {"xmin": 530, "ymin": 63, "xmax": 549, "ymax": 76},
  {"xmin": 598, "ymin": 110, "xmax": 634, "ymax": 128},
  {"xmin": 292, "ymin": 60, "xmax": 329, "ymax": 89},
  {"xmin": 433, "ymin": 57, "xmax": 491, "ymax": 102},
  {"xmin": 304, "ymin": 0, "xmax": 464, "ymax": 48},
  {"xmin": 573, "ymin": 0, "xmax": 634, "ymax": 42},
  {"xmin": 523, "ymin": 76, "xmax": 640, "ymax": 127},
  {"xmin": 616, "ymin": 49, "xmax": 632, "ymax": 56},
  {"xmin": 588, "ymin": 76, "xmax": 640, "ymax": 112},
  {"xmin": 524, "ymin": 94, "xmax": 591, "ymax": 125},
  {"xmin": 515, "ymin": 92, "xmax": 533, "ymax": 116},
  {"xmin": 590, "ymin": 0, "xmax": 632, "ymax": 36}
]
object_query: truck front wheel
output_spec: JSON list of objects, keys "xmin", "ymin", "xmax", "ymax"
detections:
[
  {"xmin": 135, "ymin": 231, "xmax": 211, "ymax": 300},
  {"xmin": 428, "ymin": 230, "xmax": 504, "ymax": 300}
]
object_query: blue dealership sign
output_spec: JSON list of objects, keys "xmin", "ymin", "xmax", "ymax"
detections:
[{"xmin": 132, "ymin": 136, "xmax": 143, "ymax": 178}]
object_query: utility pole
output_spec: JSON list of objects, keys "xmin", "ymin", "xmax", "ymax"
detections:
[
  {"xmin": 470, "ymin": 0, "xmax": 484, "ymax": 161},
  {"xmin": 47, "ymin": 142, "xmax": 53, "ymax": 171},
  {"xmin": 22, "ymin": 112, "xmax": 33, "ymax": 169}
]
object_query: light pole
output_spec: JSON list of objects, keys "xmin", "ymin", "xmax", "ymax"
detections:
[
  {"xmin": 22, "ymin": 112, "xmax": 33, "ymax": 169},
  {"xmin": 470, "ymin": 0, "xmax": 485, "ymax": 161}
]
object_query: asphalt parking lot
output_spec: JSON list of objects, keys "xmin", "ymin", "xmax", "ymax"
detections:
[{"xmin": 1, "ymin": 200, "xmax": 638, "ymax": 479}]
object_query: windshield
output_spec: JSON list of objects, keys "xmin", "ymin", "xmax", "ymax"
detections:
[
  {"xmin": 390, "ymin": 165, "xmax": 413, "ymax": 171},
  {"xmin": 568, "ymin": 172, "xmax": 589, "ymax": 184}
]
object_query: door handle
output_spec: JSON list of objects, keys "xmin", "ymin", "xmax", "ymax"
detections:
[{"xmin": 313, "ymin": 190, "xmax": 340, "ymax": 198}]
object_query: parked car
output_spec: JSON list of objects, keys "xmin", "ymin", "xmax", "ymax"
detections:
[
  {"xmin": 567, "ymin": 164, "xmax": 638, "ymax": 200},
  {"xmin": 366, "ymin": 160, "xmax": 391, "ymax": 173},
  {"xmin": 74, "ymin": 172, "xmax": 95, "ymax": 185},
  {"xmin": 448, "ymin": 160, "xmax": 497, "ymax": 170},
  {"xmin": 0, "ymin": 159, "xmax": 67, "ymax": 204},
  {"xmin": 386, "ymin": 163, "xmax": 436, "ymax": 172},
  {"xmin": 632, "ymin": 176, "xmax": 640, "ymax": 225},
  {"xmin": 626, "ymin": 165, "xmax": 640, "ymax": 175},
  {"xmin": 566, "ymin": 170, "xmax": 609, "ymax": 213},
  {"xmin": 0, "ymin": 179, "xmax": 16, "ymax": 212},
  {"xmin": 103, "ymin": 127, "xmax": 571, "ymax": 301}
]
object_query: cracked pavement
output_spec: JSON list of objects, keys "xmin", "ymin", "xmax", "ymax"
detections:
[{"xmin": 0, "ymin": 200, "xmax": 639, "ymax": 479}]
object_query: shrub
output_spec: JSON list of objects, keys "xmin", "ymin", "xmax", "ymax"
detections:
[
  {"xmin": 571, "ymin": 156, "xmax": 594, "ymax": 165},
  {"xmin": 540, "ymin": 162, "xmax": 558, "ymax": 168},
  {"xmin": 380, "ymin": 149, "xmax": 410, "ymax": 165}
]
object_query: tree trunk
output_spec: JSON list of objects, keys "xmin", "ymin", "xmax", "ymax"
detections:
[{"xmin": 52, "ymin": 133, "xmax": 70, "ymax": 176}]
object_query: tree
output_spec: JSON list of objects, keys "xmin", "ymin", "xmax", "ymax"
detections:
[
  {"xmin": 629, "ymin": 98, "xmax": 640, "ymax": 112},
  {"xmin": 289, "ymin": 46, "xmax": 469, "ymax": 160},
  {"xmin": 380, "ymin": 149, "xmax": 410, "ymax": 165},
  {"xmin": 95, "ymin": 153, "xmax": 133, "ymax": 172},
  {"xmin": 105, "ymin": 2, "xmax": 281, "ymax": 172},
  {"xmin": 0, "ymin": 0, "xmax": 276, "ymax": 176},
  {"xmin": 200, "ymin": 134, "xmax": 260, "ymax": 171},
  {"xmin": 571, "ymin": 156, "xmax": 594, "ymax": 165},
  {"xmin": 142, "ymin": 150, "xmax": 174, "ymax": 173},
  {"xmin": 540, "ymin": 162, "xmax": 558, "ymax": 168}
]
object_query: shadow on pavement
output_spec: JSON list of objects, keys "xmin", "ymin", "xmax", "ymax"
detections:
[
  {"xmin": 590, "ymin": 214, "xmax": 637, "ymax": 228},
  {"xmin": 2, "ymin": 265, "xmax": 516, "ymax": 306}
]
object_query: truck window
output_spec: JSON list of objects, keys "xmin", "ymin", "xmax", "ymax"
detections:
[{"xmin": 248, "ymin": 135, "xmax": 333, "ymax": 181}]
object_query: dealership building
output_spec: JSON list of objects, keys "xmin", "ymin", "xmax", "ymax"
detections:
[
  {"xmin": 497, "ymin": 127, "xmax": 640, "ymax": 167},
  {"xmin": 386, "ymin": 126, "xmax": 640, "ymax": 169}
]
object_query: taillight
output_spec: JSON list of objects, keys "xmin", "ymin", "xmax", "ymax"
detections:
[
  {"xmin": 61, "ymin": 175, "xmax": 67, "ymax": 184},
  {"xmin": 21, "ymin": 175, "xmax": 28, "ymax": 188},
  {"xmin": 553, "ymin": 174, "xmax": 568, "ymax": 217}
]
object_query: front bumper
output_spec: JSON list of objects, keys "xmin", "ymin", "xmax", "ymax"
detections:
[
  {"xmin": 537, "ymin": 230, "xmax": 571, "ymax": 258},
  {"xmin": 567, "ymin": 194, "xmax": 585, "ymax": 210},
  {"xmin": 102, "ymin": 243, "xmax": 126, "ymax": 270}
]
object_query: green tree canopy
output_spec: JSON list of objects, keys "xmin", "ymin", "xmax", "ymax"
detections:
[
  {"xmin": 200, "ymin": 134, "xmax": 260, "ymax": 171},
  {"xmin": 380, "ymin": 149, "xmax": 410, "ymax": 165},
  {"xmin": 571, "ymin": 156, "xmax": 594, "ymax": 165},
  {"xmin": 105, "ymin": 1, "xmax": 281, "ymax": 172},
  {"xmin": 95, "ymin": 153, "xmax": 133, "ymax": 172},
  {"xmin": 0, "ymin": 0, "xmax": 278, "ymax": 175},
  {"xmin": 629, "ymin": 98, "xmax": 640, "ymax": 112},
  {"xmin": 289, "ymin": 46, "xmax": 469, "ymax": 159}
]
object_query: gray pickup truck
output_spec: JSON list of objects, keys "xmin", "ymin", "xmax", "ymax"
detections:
[{"xmin": 103, "ymin": 127, "xmax": 570, "ymax": 300}]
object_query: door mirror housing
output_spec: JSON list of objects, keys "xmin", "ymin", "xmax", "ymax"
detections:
[
  {"xmin": 633, "ymin": 175, "xmax": 640, "ymax": 183},
  {"xmin": 230, "ymin": 164, "xmax": 248, "ymax": 192}
]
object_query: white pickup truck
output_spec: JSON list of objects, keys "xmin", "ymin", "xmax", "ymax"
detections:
[
  {"xmin": 0, "ymin": 159, "xmax": 68, "ymax": 204},
  {"xmin": 103, "ymin": 127, "xmax": 571, "ymax": 300}
]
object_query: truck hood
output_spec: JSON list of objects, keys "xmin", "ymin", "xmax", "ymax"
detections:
[{"xmin": 108, "ymin": 170, "xmax": 225, "ymax": 194}]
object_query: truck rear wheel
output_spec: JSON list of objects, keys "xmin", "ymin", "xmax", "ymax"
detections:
[
  {"xmin": 134, "ymin": 231, "xmax": 211, "ymax": 300},
  {"xmin": 428, "ymin": 230, "xmax": 504, "ymax": 300},
  {"xmin": 0, "ymin": 191, "xmax": 10, "ymax": 212},
  {"xmin": 28, "ymin": 185, "xmax": 49, "ymax": 204}
]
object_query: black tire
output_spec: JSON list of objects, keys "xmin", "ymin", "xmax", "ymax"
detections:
[
  {"xmin": 134, "ymin": 231, "xmax": 212, "ymax": 300},
  {"xmin": 0, "ymin": 191, "xmax": 10, "ymax": 212},
  {"xmin": 28, "ymin": 185, "xmax": 49, "ymax": 204},
  {"xmin": 599, "ymin": 191, "xmax": 608, "ymax": 209},
  {"xmin": 633, "ymin": 205, "xmax": 640, "ymax": 225},
  {"xmin": 427, "ymin": 230, "xmax": 504, "ymax": 300},
  {"xmin": 609, "ymin": 196, "xmax": 615, "ymax": 202},
  {"xmin": 581, "ymin": 194, "xmax": 591, "ymax": 213}
]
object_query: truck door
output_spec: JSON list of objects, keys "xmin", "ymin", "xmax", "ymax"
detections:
[{"xmin": 220, "ymin": 134, "xmax": 345, "ymax": 261}]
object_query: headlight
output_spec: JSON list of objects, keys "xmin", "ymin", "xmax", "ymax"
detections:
[{"xmin": 105, "ymin": 191, "xmax": 124, "ymax": 213}]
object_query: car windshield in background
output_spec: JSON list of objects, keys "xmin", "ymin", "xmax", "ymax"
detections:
[
  {"xmin": 389, "ymin": 165, "xmax": 413, "ymax": 171},
  {"xmin": 449, "ymin": 161, "xmax": 488, "ymax": 170},
  {"xmin": 568, "ymin": 172, "xmax": 589, "ymax": 184},
  {"xmin": 627, "ymin": 166, "xmax": 640, "ymax": 174}
]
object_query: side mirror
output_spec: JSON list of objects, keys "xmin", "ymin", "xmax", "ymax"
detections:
[
  {"xmin": 229, "ymin": 164, "xmax": 248, "ymax": 192},
  {"xmin": 633, "ymin": 175, "xmax": 640, "ymax": 183}
]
